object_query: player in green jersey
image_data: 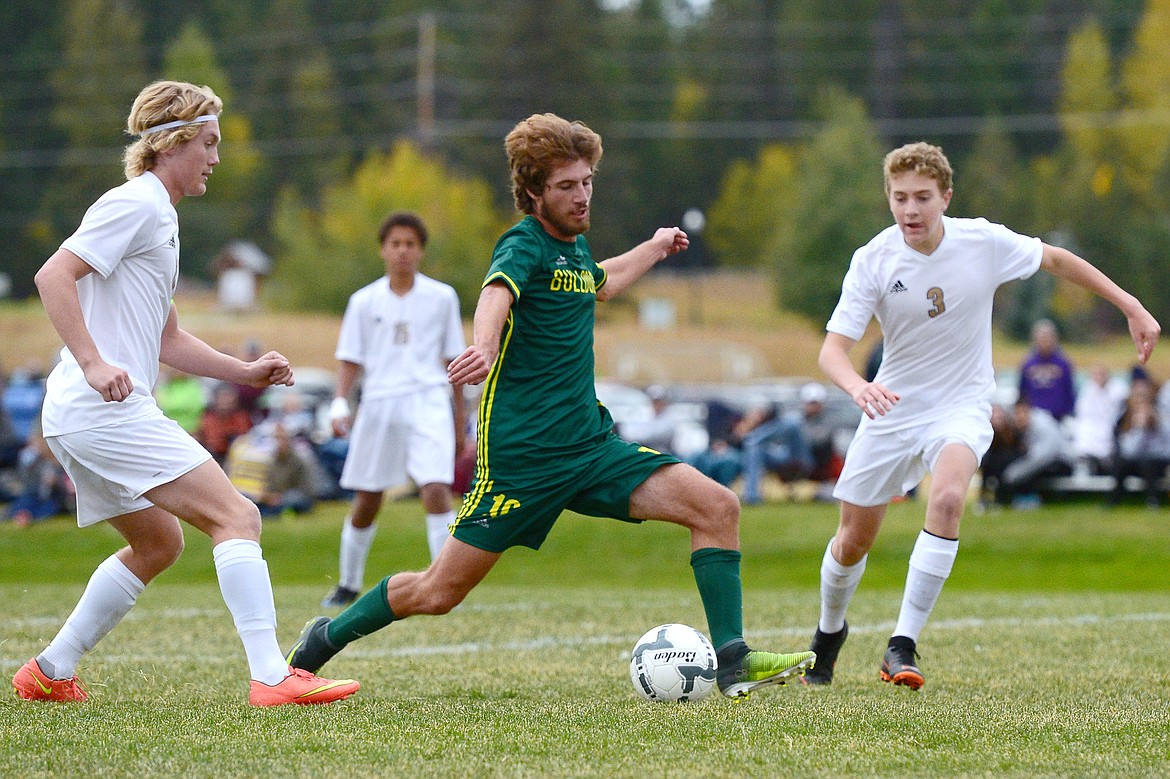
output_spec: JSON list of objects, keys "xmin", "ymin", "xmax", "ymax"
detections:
[{"xmin": 287, "ymin": 113, "xmax": 815, "ymax": 698}]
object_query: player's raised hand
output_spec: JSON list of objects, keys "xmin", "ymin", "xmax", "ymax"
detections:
[
  {"xmin": 1127, "ymin": 307, "xmax": 1161, "ymax": 365},
  {"xmin": 242, "ymin": 350, "xmax": 295, "ymax": 387},
  {"xmin": 84, "ymin": 360, "xmax": 133, "ymax": 402},
  {"xmin": 652, "ymin": 227, "xmax": 689, "ymax": 258},
  {"xmin": 448, "ymin": 345, "xmax": 495, "ymax": 386},
  {"xmin": 851, "ymin": 381, "xmax": 900, "ymax": 420}
]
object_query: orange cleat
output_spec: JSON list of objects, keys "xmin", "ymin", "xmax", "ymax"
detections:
[
  {"xmin": 12, "ymin": 658, "xmax": 88, "ymax": 702},
  {"xmin": 248, "ymin": 667, "xmax": 360, "ymax": 707}
]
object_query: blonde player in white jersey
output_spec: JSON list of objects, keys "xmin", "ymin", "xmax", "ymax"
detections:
[
  {"xmin": 12, "ymin": 80, "xmax": 359, "ymax": 707},
  {"xmin": 800, "ymin": 142, "xmax": 1159, "ymax": 690},
  {"xmin": 320, "ymin": 212, "xmax": 467, "ymax": 609}
]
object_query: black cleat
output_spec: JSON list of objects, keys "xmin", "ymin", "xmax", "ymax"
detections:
[
  {"xmin": 880, "ymin": 635, "xmax": 924, "ymax": 690},
  {"xmin": 321, "ymin": 585, "xmax": 360, "ymax": 609},
  {"xmin": 285, "ymin": 616, "xmax": 341, "ymax": 674},
  {"xmin": 801, "ymin": 622, "xmax": 848, "ymax": 686}
]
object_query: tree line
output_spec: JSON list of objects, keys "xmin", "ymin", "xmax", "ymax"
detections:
[{"xmin": 1, "ymin": 0, "xmax": 1167, "ymax": 337}]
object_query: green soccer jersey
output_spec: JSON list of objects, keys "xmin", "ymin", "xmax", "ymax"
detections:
[{"xmin": 476, "ymin": 215, "xmax": 611, "ymax": 470}]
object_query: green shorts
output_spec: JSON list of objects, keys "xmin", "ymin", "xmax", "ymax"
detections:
[{"xmin": 453, "ymin": 434, "xmax": 680, "ymax": 552}]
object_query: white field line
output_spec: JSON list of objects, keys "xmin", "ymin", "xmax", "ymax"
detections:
[{"xmin": 3, "ymin": 610, "xmax": 1168, "ymax": 670}]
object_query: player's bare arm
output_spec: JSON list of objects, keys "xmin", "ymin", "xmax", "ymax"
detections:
[
  {"xmin": 328, "ymin": 360, "xmax": 362, "ymax": 436},
  {"xmin": 819, "ymin": 332, "xmax": 899, "ymax": 419},
  {"xmin": 35, "ymin": 248, "xmax": 133, "ymax": 402},
  {"xmin": 160, "ymin": 306, "xmax": 294, "ymax": 387},
  {"xmin": 595, "ymin": 227, "xmax": 689, "ymax": 302},
  {"xmin": 448, "ymin": 282, "xmax": 513, "ymax": 386},
  {"xmin": 1039, "ymin": 243, "xmax": 1160, "ymax": 364}
]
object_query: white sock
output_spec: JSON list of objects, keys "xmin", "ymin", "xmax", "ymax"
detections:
[
  {"xmin": 893, "ymin": 530, "xmax": 959, "ymax": 643},
  {"xmin": 38, "ymin": 555, "xmax": 144, "ymax": 679},
  {"xmin": 819, "ymin": 537, "xmax": 867, "ymax": 634},
  {"xmin": 339, "ymin": 518, "xmax": 377, "ymax": 591},
  {"xmin": 426, "ymin": 511, "xmax": 455, "ymax": 561},
  {"xmin": 212, "ymin": 539, "xmax": 287, "ymax": 685}
]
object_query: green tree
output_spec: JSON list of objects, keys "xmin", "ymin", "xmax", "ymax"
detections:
[
  {"xmin": 43, "ymin": 0, "xmax": 148, "ymax": 246},
  {"xmin": 268, "ymin": 140, "xmax": 510, "ymax": 314},
  {"xmin": 161, "ymin": 20, "xmax": 267, "ymax": 279},
  {"xmin": 1049, "ymin": 7, "xmax": 1170, "ymax": 329},
  {"xmin": 1118, "ymin": 0, "xmax": 1170, "ymax": 205},
  {"xmin": 767, "ymin": 89, "xmax": 888, "ymax": 323},
  {"xmin": 706, "ymin": 143, "xmax": 799, "ymax": 268},
  {"xmin": 954, "ymin": 115, "xmax": 1031, "ymax": 231}
]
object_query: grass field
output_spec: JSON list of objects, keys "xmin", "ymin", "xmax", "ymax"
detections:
[{"xmin": 2, "ymin": 498, "xmax": 1168, "ymax": 778}]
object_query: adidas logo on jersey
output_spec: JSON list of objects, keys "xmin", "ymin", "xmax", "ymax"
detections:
[{"xmin": 888, "ymin": 280, "xmax": 909, "ymax": 294}]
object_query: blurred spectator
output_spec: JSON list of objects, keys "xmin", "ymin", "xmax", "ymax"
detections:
[
  {"xmin": 1017, "ymin": 319, "xmax": 1076, "ymax": 421},
  {"xmin": 154, "ymin": 366, "xmax": 206, "ymax": 434},
  {"xmin": 981, "ymin": 399, "xmax": 1071, "ymax": 508},
  {"xmin": 1127, "ymin": 364, "xmax": 1155, "ymax": 404},
  {"xmin": 267, "ymin": 390, "xmax": 315, "ymax": 441},
  {"xmin": 619, "ymin": 385, "xmax": 679, "ymax": 455},
  {"xmin": 1108, "ymin": 384, "xmax": 1170, "ymax": 508},
  {"xmin": 685, "ymin": 400, "xmax": 748, "ymax": 488},
  {"xmin": 197, "ymin": 383, "xmax": 253, "ymax": 464},
  {"xmin": 5, "ymin": 423, "xmax": 73, "ymax": 527},
  {"xmin": 2, "ymin": 365, "xmax": 47, "ymax": 444},
  {"xmin": 981, "ymin": 404, "xmax": 1023, "ymax": 506},
  {"xmin": 740, "ymin": 383, "xmax": 837, "ymax": 504},
  {"xmin": 687, "ymin": 440, "xmax": 741, "ymax": 488},
  {"xmin": 1071, "ymin": 365, "xmax": 1127, "ymax": 475},
  {"xmin": 256, "ymin": 423, "xmax": 316, "ymax": 518}
]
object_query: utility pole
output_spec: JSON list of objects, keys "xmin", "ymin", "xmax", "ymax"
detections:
[{"xmin": 417, "ymin": 12, "xmax": 437, "ymax": 149}]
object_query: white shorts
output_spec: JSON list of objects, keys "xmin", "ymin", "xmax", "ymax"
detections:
[
  {"xmin": 832, "ymin": 404, "xmax": 993, "ymax": 507},
  {"xmin": 340, "ymin": 387, "xmax": 455, "ymax": 492},
  {"xmin": 46, "ymin": 412, "xmax": 212, "ymax": 527}
]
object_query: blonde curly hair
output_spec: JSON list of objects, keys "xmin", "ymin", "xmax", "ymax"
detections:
[{"xmin": 883, "ymin": 142, "xmax": 953, "ymax": 194}]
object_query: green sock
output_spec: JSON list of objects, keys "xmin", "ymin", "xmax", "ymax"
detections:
[
  {"xmin": 691, "ymin": 548, "xmax": 744, "ymax": 652},
  {"xmin": 326, "ymin": 575, "xmax": 397, "ymax": 647}
]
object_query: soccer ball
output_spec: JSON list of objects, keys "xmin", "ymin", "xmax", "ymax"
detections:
[{"xmin": 629, "ymin": 623, "xmax": 718, "ymax": 702}]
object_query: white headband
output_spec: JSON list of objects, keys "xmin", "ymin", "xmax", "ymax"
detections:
[{"xmin": 139, "ymin": 114, "xmax": 220, "ymax": 137}]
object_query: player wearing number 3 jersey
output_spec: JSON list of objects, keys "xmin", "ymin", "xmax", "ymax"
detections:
[{"xmin": 800, "ymin": 142, "xmax": 1160, "ymax": 690}]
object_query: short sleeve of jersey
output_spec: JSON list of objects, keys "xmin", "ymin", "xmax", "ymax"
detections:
[
  {"xmin": 484, "ymin": 242, "xmax": 541, "ymax": 300},
  {"xmin": 985, "ymin": 219, "xmax": 1043, "ymax": 285},
  {"xmin": 60, "ymin": 184, "xmax": 156, "ymax": 279},
  {"xmin": 335, "ymin": 291, "xmax": 367, "ymax": 365},
  {"xmin": 825, "ymin": 246, "xmax": 878, "ymax": 340},
  {"xmin": 591, "ymin": 260, "xmax": 607, "ymax": 292}
]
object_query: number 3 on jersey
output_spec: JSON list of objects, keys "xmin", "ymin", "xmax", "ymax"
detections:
[{"xmin": 927, "ymin": 286, "xmax": 946, "ymax": 318}]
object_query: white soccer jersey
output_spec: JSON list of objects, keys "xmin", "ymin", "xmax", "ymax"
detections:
[
  {"xmin": 335, "ymin": 273, "xmax": 465, "ymax": 401},
  {"xmin": 826, "ymin": 215, "xmax": 1042, "ymax": 433},
  {"xmin": 42, "ymin": 172, "xmax": 179, "ymax": 436}
]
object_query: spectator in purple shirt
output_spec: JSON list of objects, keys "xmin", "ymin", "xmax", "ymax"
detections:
[{"xmin": 1017, "ymin": 319, "xmax": 1077, "ymax": 421}]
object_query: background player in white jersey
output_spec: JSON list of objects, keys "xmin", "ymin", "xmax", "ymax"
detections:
[
  {"xmin": 801, "ymin": 142, "xmax": 1159, "ymax": 689},
  {"xmin": 320, "ymin": 212, "xmax": 467, "ymax": 608},
  {"xmin": 12, "ymin": 80, "xmax": 359, "ymax": 707}
]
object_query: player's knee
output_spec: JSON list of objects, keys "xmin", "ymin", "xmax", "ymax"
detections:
[
  {"xmin": 708, "ymin": 483, "xmax": 740, "ymax": 525},
  {"xmin": 220, "ymin": 497, "xmax": 263, "ymax": 541},
  {"xmin": 132, "ymin": 531, "xmax": 184, "ymax": 579},
  {"xmin": 931, "ymin": 484, "xmax": 967, "ymax": 522},
  {"xmin": 833, "ymin": 534, "xmax": 871, "ymax": 565},
  {"xmin": 420, "ymin": 586, "xmax": 465, "ymax": 615}
]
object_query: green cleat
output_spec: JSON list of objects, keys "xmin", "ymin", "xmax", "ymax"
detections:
[
  {"xmin": 285, "ymin": 616, "xmax": 341, "ymax": 674},
  {"xmin": 718, "ymin": 648, "xmax": 817, "ymax": 698}
]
